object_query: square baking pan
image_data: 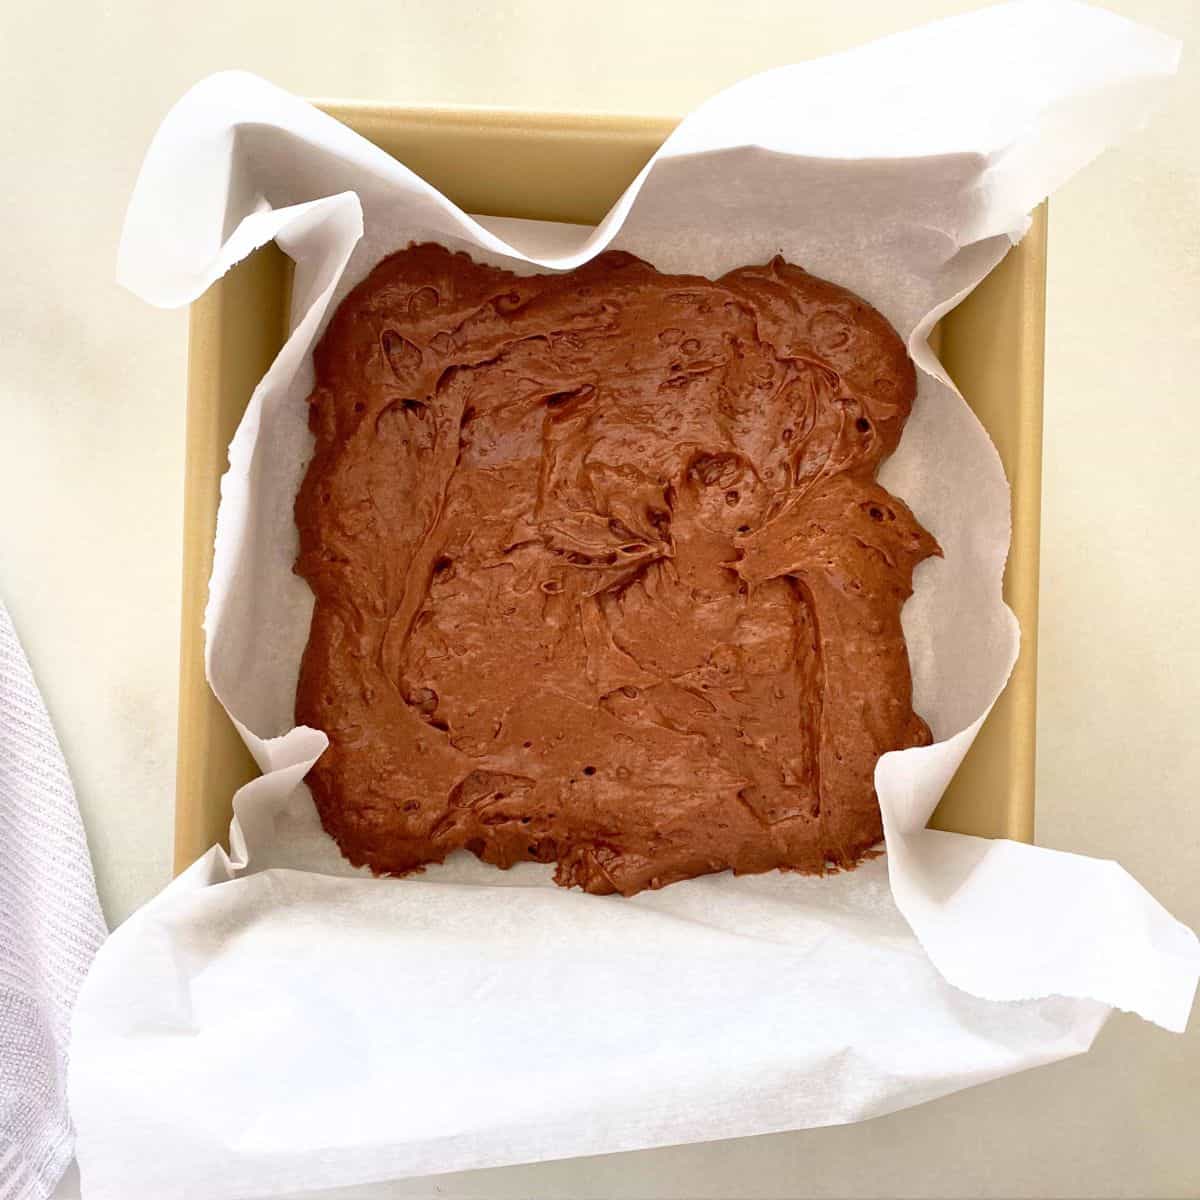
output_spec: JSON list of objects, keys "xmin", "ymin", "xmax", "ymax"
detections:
[{"xmin": 175, "ymin": 105, "xmax": 1046, "ymax": 873}]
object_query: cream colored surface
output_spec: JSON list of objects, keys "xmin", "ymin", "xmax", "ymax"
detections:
[{"xmin": 0, "ymin": 1, "xmax": 1195, "ymax": 1197}]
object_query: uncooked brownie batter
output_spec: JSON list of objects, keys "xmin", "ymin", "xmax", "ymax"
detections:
[{"xmin": 295, "ymin": 243, "xmax": 939, "ymax": 896}]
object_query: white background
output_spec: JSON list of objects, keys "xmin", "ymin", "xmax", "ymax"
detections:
[{"xmin": 1, "ymin": 1, "xmax": 1196, "ymax": 1196}]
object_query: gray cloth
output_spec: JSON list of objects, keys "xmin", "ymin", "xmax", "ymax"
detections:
[{"xmin": 0, "ymin": 602, "xmax": 105, "ymax": 1200}]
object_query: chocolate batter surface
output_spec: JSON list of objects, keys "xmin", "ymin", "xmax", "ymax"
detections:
[{"xmin": 295, "ymin": 244, "xmax": 939, "ymax": 895}]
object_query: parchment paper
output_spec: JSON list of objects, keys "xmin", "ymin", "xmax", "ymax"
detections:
[{"xmin": 71, "ymin": 4, "xmax": 1197, "ymax": 1198}]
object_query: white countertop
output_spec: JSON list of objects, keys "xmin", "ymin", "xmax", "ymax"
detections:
[{"xmin": 3, "ymin": 1, "xmax": 1197, "ymax": 1196}]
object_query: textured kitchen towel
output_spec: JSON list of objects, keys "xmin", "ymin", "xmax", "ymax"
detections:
[{"xmin": 0, "ymin": 600, "xmax": 105, "ymax": 1200}]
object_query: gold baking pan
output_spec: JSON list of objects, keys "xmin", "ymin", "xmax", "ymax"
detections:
[{"xmin": 175, "ymin": 106, "xmax": 1046, "ymax": 873}]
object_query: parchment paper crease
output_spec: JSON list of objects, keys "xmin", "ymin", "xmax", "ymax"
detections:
[{"xmin": 70, "ymin": 4, "xmax": 1197, "ymax": 1198}]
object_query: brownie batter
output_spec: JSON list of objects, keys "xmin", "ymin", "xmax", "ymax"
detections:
[{"xmin": 295, "ymin": 243, "xmax": 939, "ymax": 896}]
